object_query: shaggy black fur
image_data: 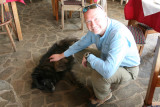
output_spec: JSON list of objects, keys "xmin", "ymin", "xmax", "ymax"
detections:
[{"xmin": 31, "ymin": 38, "xmax": 78, "ymax": 92}]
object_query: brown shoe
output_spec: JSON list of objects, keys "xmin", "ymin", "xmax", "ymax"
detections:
[
  {"xmin": 97, "ymin": 93, "xmax": 112, "ymax": 106},
  {"xmin": 89, "ymin": 93, "xmax": 112, "ymax": 107}
]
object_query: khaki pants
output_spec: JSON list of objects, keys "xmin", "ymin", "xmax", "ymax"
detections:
[{"xmin": 74, "ymin": 48, "xmax": 139, "ymax": 100}]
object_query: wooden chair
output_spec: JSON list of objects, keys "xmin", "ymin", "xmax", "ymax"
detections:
[
  {"xmin": 138, "ymin": 23, "xmax": 159, "ymax": 39},
  {"xmin": 94, "ymin": 0, "xmax": 107, "ymax": 12},
  {"xmin": 138, "ymin": 23, "xmax": 159, "ymax": 55},
  {"xmin": 61, "ymin": 0, "xmax": 85, "ymax": 30},
  {"xmin": 0, "ymin": 0, "xmax": 17, "ymax": 52},
  {"xmin": 144, "ymin": 36, "xmax": 160, "ymax": 106},
  {"xmin": 127, "ymin": 25, "xmax": 146, "ymax": 56},
  {"xmin": 112, "ymin": 0, "xmax": 128, "ymax": 5},
  {"xmin": 127, "ymin": 20, "xmax": 159, "ymax": 56},
  {"xmin": 51, "ymin": 0, "xmax": 93, "ymax": 21}
]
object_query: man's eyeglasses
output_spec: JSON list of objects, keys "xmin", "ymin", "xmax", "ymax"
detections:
[{"xmin": 83, "ymin": 4, "xmax": 102, "ymax": 13}]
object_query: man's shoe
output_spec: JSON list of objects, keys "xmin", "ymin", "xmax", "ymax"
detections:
[
  {"xmin": 97, "ymin": 93, "xmax": 112, "ymax": 106},
  {"xmin": 88, "ymin": 93, "xmax": 112, "ymax": 107}
]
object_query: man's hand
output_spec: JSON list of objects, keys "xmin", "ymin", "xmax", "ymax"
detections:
[
  {"xmin": 82, "ymin": 56, "xmax": 87, "ymax": 67},
  {"xmin": 49, "ymin": 53, "xmax": 65, "ymax": 62}
]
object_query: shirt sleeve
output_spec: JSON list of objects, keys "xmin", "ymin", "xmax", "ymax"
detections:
[
  {"xmin": 87, "ymin": 32, "xmax": 129, "ymax": 79},
  {"xmin": 64, "ymin": 31, "xmax": 93, "ymax": 57}
]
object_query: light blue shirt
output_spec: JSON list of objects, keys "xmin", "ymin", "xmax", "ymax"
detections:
[{"xmin": 64, "ymin": 18, "xmax": 140, "ymax": 79}]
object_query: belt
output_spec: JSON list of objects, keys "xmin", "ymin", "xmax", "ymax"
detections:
[{"xmin": 124, "ymin": 66, "xmax": 138, "ymax": 68}]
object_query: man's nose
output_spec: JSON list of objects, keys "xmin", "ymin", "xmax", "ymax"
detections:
[{"xmin": 91, "ymin": 20, "xmax": 96, "ymax": 27}]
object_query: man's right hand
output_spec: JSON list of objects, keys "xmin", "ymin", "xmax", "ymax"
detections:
[
  {"xmin": 82, "ymin": 56, "xmax": 87, "ymax": 67},
  {"xmin": 49, "ymin": 53, "xmax": 65, "ymax": 62}
]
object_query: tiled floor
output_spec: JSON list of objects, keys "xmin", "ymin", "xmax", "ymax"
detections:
[{"xmin": 0, "ymin": 0, "xmax": 160, "ymax": 107}]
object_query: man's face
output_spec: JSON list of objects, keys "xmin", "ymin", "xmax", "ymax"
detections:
[{"xmin": 84, "ymin": 8, "xmax": 107, "ymax": 36}]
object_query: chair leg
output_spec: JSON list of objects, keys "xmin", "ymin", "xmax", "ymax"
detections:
[
  {"xmin": 61, "ymin": 6, "xmax": 64, "ymax": 30},
  {"xmin": 144, "ymin": 30, "xmax": 148, "ymax": 39},
  {"xmin": 81, "ymin": 11, "xmax": 84, "ymax": 31},
  {"xmin": 65, "ymin": 11, "xmax": 67, "ymax": 20},
  {"xmin": 100, "ymin": 0, "xmax": 106, "ymax": 9},
  {"xmin": 90, "ymin": 0, "xmax": 93, "ymax": 4},
  {"xmin": 5, "ymin": 24, "xmax": 16, "ymax": 52},
  {"xmin": 51, "ymin": 0, "xmax": 55, "ymax": 17},
  {"xmin": 9, "ymin": 22, "xmax": 18, "ymax": 39},
  {"xmin": 55, "ymin": 0, "xmax": 59, "ymax": 21},
  {"xmin": 69, "ymin": 11, "xmax": 72, "ymax": 18},
  {"xmin": 144, "ymin": 85, "xmax": 156, "ymax": 106},
  {"xmin": 121, "ymin": 0, "xmax": 123, "ymax": 5},
  {"xmin": 139, "ymin": 45, "xmax": 144, "ymax": 56},
  {"xmin": 125, "ymin": 0, "xmax": 129, "ymax": 4}
]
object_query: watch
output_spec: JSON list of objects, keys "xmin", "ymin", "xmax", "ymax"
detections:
[{"xmin": 84, "ymin": 52, "xmax": 91, "ymax": 60}]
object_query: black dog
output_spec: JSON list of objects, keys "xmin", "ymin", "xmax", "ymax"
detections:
[{"xmin": 31, "ymin": 38, "xmax": 78, "ymax": 92}]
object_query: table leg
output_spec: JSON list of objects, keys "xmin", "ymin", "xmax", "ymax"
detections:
[
  {"xmin": 90, "ymin": 0, "xmax": 93, "ymax": 4},
  {"xmin": 51, "ymin": 0, "xmax": 56, "ymax": 16},
  {"xmin": 51, "ymin": 0, "xmax": 59, "ymax": 21},
  {"xmin": 55, "ymin": 0, "xmax": 59, "ymax": 21},
  {"xmin": 11, "ymin": 2, "xmax": 23, "ymax": 41}
]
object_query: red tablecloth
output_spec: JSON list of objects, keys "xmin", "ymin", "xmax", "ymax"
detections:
[
  {"xmin": 6, "ymin": 0, "xmax": 25, "ymax": 4},
  {"xmin": 124, "ymin": 0, "xmax": 160, "ymax": 32}
]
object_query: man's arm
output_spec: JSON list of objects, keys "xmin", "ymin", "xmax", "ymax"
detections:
[
  {"xmin": 64, "ymin": 31, "xmax": 94, "ymax": 57},
  {"xmin": 49, "ymin": 31, "xmax": 94, "ymax": 62},
  {"xmin": 87, "ymin": 33, "xmax": 128, "ymax": 79}
]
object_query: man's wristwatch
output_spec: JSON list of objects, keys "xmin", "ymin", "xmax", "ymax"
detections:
[{"xmin": 84, "ymin": 52, "xmax": 91, "ymax": 60}]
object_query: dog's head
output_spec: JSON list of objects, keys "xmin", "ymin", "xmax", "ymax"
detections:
[
  {"xmin": 54, "ymin": 57, "xmax": 74, "ymax": 72},
  {"xmin": 31, "ymin": 57, "xmax": 73, "ymax": 92},
  {"xmin": 31, "ymin": 66, "xmax": 58, "ymax": 92}
]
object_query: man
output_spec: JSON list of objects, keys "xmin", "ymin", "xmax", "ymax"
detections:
[{"xmin": 49, "ymin": 4, "xmax": 140, "ymax": 107}]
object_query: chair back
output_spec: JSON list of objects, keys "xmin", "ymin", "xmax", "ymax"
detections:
[
  {"xmin": 144, "ymin": 36, "xmax": 160, "ymax": 106},
  {"xmin": 127, "ymin": 25, "xmax": 146, "ymax": 55},
  {"xmin": 61, "ymin": 0, "xmax": 85, "ymax": 6},
  {"xmin": 61, "ymin": 0, "xmax": 85, "ymax": 30},
  {"xmin": 0, "ymin": 0, "xmax": 17, "ymax": 52},
  {"xmin": 0, "ymin": 0, "xmax": 12, "ymax": 25}
]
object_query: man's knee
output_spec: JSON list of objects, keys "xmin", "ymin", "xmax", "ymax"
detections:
[
  {"xmin": 91, "ymin": 70, "xmax": 110, "ymax": 88},
  {"xmin": 91, "ymin": 70, "xmax": 111, "ymax": 100},
  {"xmin": 127, "ymin": 66, "xmax": 139, "ymax": 80}
]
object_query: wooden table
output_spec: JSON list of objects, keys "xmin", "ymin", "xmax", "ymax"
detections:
[
  {"xmin": 4, "ymin": 0, "xmax": 25, "ymax": 41},
  {"xmin": 124, "ymin": 0, "xmax": 160, "ymax": 32}
]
